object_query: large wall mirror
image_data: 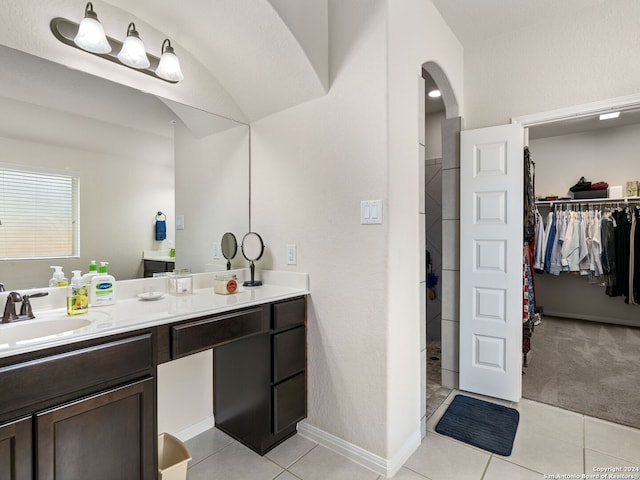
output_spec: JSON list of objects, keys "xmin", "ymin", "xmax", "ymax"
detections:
[{"xmin": 0, "ymin": 45, "xmax": 249, "ymax": 289}]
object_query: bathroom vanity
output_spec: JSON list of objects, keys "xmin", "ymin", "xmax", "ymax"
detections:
[{"xmin": 0, "ymin": 274, "xmax": 307, "ymax": 480}]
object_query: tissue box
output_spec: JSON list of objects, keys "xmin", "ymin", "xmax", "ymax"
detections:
[
  {"xmin": 609, "ymin": 185, "xmax": 623, "ymax": 198},
  {"xmin": 168, "ymin": 271, "xmax": 193, "ymax": 295}
]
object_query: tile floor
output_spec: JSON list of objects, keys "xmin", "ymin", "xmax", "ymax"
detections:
[{"xmin": 184, "ymin": 390, "xmax": 640, "ymax": 479}]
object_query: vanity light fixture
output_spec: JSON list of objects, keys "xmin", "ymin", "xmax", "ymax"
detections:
[
  {"xmin": 50, "ymin": 2, "xmax": 183, "ymax": 83},
  {"xmin": 428, "ymin": 89, "xmax": 442, "ymax": 98},
  {"xmin": 73, "ymin": 2, "xmax": 111, "ymax": 54},
  {"xmin": 156, "ymin": 39, "xmax": 184, "ymax": 82},
  {"xmin": 599, "ymin": 111, "xmax": 620, "ymax": 121},
  {"xmin": 117, "ymin": 23, "xmax": 150, "ymax": 69}
]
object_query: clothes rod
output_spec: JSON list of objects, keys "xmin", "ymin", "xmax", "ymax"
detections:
[{"xmin": 535, "ymin": 197, "xmax": 640, "ymax": 207}]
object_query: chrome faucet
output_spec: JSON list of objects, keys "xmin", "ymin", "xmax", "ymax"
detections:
[{"xmin": 2, "ymin": 291, "xmax": 49, "ymax": 323}]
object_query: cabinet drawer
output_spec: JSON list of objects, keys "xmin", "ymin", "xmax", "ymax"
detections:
[
  {"xmin": 272, "ymin": 326, "xmax": 305, "ymax": 383},
  {"xmin": 172, "ymin": 307, "xmax": 267, "ymax": 359},
  {"xmin": 0, "ymin": 334, "xmax": 153, "ymax": 418},
  {"xmin": 272, "ymin": 373, "xmax": 306, "ymax": 434},
  {"xmin": 272, "ymin": 297, "xmax": 305, "ymax": 330}
]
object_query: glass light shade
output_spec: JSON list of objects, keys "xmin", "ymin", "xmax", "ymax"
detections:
[
  {"xmin": 156, "ymin": 45, "xmax": 184, "ymax": 82},
  {"xmin": 117, "ymin": 35, "xmax": 150, "ymax": 69},
  {"xmin": 74, "ymin": 16, "xmax": 111, "ymax": 54}
]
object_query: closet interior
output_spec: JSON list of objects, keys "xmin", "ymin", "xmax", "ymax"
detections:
[{"xmin": 521, "ymin": 106, "xmax": 640, "ymax": 429}]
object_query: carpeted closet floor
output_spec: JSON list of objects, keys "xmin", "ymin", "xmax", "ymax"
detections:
[{"xmin": 522, "ymin": 315, "xmax": 640, "ymax": 429}]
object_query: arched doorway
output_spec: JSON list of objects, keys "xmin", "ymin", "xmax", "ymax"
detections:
[{"xmin": 420, "ymin": 61, "xmax": 461, "ymax": 436}]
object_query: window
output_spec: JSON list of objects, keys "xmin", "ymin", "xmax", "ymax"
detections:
[{"xmin": 0, "ymin": 164, "xmax": 79, "ymax": 260}]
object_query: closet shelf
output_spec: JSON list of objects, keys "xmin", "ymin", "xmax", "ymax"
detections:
[{"xmin": 535, "ymin": 197, "xmax": 640, "ymax": 207}]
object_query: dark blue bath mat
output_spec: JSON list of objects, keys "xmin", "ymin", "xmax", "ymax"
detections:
[{"xmin": 435, "ymin": 394, "xmax": 519, "ymax": 456}]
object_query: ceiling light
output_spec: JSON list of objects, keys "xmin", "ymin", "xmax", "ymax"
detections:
[
  {"xmin": 599, "ymin": 111, "xmax": 620, "ymax": 121},
  {"xmin": 428, "ymin": 89, "xmax": 442, "ymax": 98},
  {"xmin": 117, "ymin": 23, "xmax": 150, "ymax": 69},
  {"xmin": 156, "ymin": 39, "xmax": 184, "ymax": 82}
]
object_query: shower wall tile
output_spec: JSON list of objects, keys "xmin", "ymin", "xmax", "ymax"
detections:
[{"xmin": 442, "ymin": 220, "xmax": 460, "ymax": 270}]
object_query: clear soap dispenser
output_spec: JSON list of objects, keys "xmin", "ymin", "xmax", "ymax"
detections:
[
  {"xmin": 49, "ymin": 266, "xmax": 69, "ymax": 287},
  {"xmin": 67, "ymin": 270, "xmax": 88, "ymax": 316}
]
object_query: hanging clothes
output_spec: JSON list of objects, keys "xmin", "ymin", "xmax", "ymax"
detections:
[{"xmin": 602, "ymin": 210, "xmax": 617, "ymax": 292}]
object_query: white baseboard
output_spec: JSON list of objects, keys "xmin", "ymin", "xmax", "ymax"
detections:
[
  {"xmin": 173, "ymin": 416, "xmax": 215, "ymax": 443},
  {"xmin": 297, "ymin": 422, "xmax": 421, "ymax": 479}
]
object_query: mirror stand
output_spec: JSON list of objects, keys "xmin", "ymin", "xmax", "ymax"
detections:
[
  {"xmin": 244, "ymin": 261, "xmax": 262, "ymax": 287},
  {"xmin": 241, "ymin": 232, "xmax": 265, "ymax": 287}
]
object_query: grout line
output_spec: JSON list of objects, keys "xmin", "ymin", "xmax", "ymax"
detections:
[
  {"xmin": 186, "ymin": 439, "xmax": 235, "ymax": 470},
  {"xmin": 497, "ymin": 457, "xmax": 545, "ymax": 476},
  {"xmin": 286, "ymin": 443, "xmax": 319, "ymax": 472},
  {"xmin": 480, "ymin": 454, "xmax": 492, "ymax": 479},
  {"xmin": 402, "ymin": 464, "xmax": 435, "ymax": 479}
]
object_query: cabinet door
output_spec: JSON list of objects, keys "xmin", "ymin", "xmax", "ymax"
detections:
[
  {"xmin": 214, "ymin": 333, "xmax": 270, "ymax": 454},
  {"xmin": 0, "ymin": 416, "xmax": 31, "ymax": 480},
  {"xmin": 36, "ymin": 378, "xmax": 155, "ymax": 480}
]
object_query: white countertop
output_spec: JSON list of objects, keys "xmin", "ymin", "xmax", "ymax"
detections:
[
  {"xmin": 143, "ymin": 249, "xmax": 175, "ymax": 263},
  {"xmin": 144, "ymin": 256, "xmax": 176, "ymax": 263},
  {"xmin": 0, "ymin": 270, "xmax": 308, "ymax": 360}
]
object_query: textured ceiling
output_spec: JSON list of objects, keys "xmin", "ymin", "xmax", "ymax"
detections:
[
  {"xmin": 431, "ymin": 0, "xmax": 610, "ymax": 47},
  {"xmin": 103, "ymin": 0, "xmax": 329, "ymax": 121}
]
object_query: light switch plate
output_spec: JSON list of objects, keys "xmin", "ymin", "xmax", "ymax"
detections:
[
  {"xmin": 360, "ymin": 200, "xmax": 383, "ymax": 224},
  {"xmin": 175, "ymin": 215, "xmax": 185, "ymax": 230},
  {"xmin": 212, "ymin": 242, "xmax": 221, "ymax": 259},
  {"xmin": 287, "ymin": 244, "xmax": 297, "ymax": 265}
]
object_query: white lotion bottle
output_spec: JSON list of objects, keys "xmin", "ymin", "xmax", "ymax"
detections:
[{"xmin": 90, "ymin": 262, "xmax": 116, "ymax": 306}]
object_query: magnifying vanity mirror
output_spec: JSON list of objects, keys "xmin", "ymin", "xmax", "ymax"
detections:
[
  {"xmin": 0, "ymin": 44, "xmax": 250, "ymax": 289},
  {"xmin": 220, "ymin": 232, "xmax": 238, "ymax": 271},
  {"xmin": 241, "ymin": 232, "xmax": 265, "ymax": 287}
]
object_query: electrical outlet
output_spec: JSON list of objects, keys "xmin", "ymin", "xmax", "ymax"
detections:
[{"xmin": 286, "ymin": 244, "xmax": 297, "ymax": 265}]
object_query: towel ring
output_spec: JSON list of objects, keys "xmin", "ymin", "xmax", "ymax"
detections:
[{"xmin": 156, "ymin": 211, "xmax": 166, "ymax": 221}]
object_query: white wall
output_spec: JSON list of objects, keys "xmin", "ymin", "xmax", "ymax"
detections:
[
  {"xmin": 174, "ymin": 122, "xmax": 250, "ymax": 272},
  {"xmin": 531, "ymin": 123, "xmax": 640, "ymax": 324},
  {"xmin": 251, "ymin": 0, "xmax": 463, "ymax": 467},
  {"xmin": 464, "ymin": 0, "xmax": 640, "ymax": 129},
  {"xmin": 387, "ymin": 0, "xmax": 463, "ymax": 460},
  {"xmin": 532, "ymin": 124, "xmax": 640, "ymax": 198},
  {"xmin": 251, "ymin": 0, "xmax": 390, "ymax": 458},
  {"xmin": 0, "ymin": 96, "xmax": 174, "ymax": 289}
]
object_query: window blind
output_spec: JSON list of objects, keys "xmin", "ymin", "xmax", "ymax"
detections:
[{"xmin": 0, "ymin": 165, "xmax": 79, "ymax": 260}]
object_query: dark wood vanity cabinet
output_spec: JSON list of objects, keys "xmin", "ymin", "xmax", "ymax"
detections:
[
  {"xmin": 143, "ymin": 259, "xmax": 175, "ymax": 278},
  {"xmin": 0, "ymin": 332, "xmax": 156, "ymax": 480},
  {"xmin": 0, "ymin": 416, "xmax": 32, "ymax": 480},
  {"xmin": 0, "ymin": 294, "xmax": 307, "ymax": 477},
  {"xmin": 214, "ymin": 296, "xmax": 307, "ymax": 454}
]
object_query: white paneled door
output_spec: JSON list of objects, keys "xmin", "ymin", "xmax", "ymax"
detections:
[{"xmin": 459, "ymin": 124, "xmax": 524, "ymax": 402}]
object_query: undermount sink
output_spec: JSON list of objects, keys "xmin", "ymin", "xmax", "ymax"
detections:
[{"xmin": 0, "ymin": 315, "xmax": 93, "ymax": 346}]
